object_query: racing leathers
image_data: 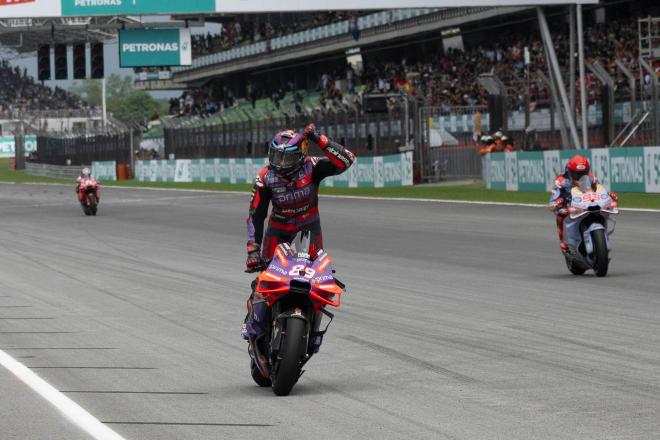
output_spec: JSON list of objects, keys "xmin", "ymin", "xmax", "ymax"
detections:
[
  {"xmin": 243, "ymin": 132, "xmax": 355, "ymax": 341},
  {"xmin": 549, "ymin": 172, "xmax": 596, "ymax": 252}
]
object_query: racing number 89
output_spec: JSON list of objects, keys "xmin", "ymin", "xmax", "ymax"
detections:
[{"xmin": 288, "ymin": 264, "xmax": 316, "ymax": 279}]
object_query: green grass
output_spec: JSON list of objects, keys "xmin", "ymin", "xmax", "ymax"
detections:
[{"xmin": 2, "ymin": 159, "xmax": 659, "ymax": 209}]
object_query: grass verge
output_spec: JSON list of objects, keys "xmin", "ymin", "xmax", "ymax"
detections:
[{"xmin": 2, "ymin": 159, "xmax": 659, "ymax": 209}]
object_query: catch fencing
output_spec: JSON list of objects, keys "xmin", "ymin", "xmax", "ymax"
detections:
[
  {"xmin": 164, "ymin": 107, "xmax": 412, "ymax": 160},
  {"xmin": 35, "ymin": 132, "xmax": 133, "ymax": 166}
]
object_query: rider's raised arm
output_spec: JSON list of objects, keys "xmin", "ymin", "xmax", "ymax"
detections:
[
  {"xmin": 303, "ymin": 125, "xmax": 355, "ymax": 183},
  {"xmin": 246, "ymin": 169, "xmax": 271, "ymax": 247}
]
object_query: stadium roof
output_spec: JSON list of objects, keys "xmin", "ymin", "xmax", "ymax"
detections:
[{"xmin": 0, "ymin": 16, "xmax": 141, "ymax": 53}]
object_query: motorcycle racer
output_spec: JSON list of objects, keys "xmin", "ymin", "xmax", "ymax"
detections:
[
  {"xmin": 242, "ymin": 123, "xmax": 355, "ymax": 342},
  {"xmin": 548, "ymin": 155, "xmax": 617, "ymax": 252},
  {"xmin": 75, "ymin": 167, "xmax": 99, "ymax": 203}
]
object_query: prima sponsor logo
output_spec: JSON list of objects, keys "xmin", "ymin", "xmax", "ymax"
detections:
[
  {"xmin": 270, "ymin": 265, "xmax": 288, "ymax": 276},
  {"xmin": 314, "ymin": 275, "xmax": 334, "ymax": 283},
  {"xmin": 611, "ymin": 156, "xmax": 643, "ymax": 183},
  {"xmin": 518, "ymin": 159, "xmax": 545, "ymax": 183},
  {"xmin": 273, "ymin": 185, "xmax": 312, "ymax": 204}
]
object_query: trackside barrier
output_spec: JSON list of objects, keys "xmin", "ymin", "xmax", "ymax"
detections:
[
  {"xmin": 26, "ymin": 163, "xmax": 84, "ymax": 179},
  {"xmin": 135, "ymin": 152, "xmax": 413, "ymax": 188},
  {"xmin": 91, "ymin": 161, "xmax": 117, "ymax": 181},
  {"xmin": 0, "ymin": 136, "xmax": 37, "ymax": 158},
  {"xmin": 482, "ymin": 146, "xmax": 660, "ymax": 193}
]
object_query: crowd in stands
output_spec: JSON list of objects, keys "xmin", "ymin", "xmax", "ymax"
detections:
[
  {"xmin": 174, "ymin": 4, "xmax": 659, "ymax": 122},
  {"xmin": 315, "ymin": 7, "xmax": 659, "ymax": 112},
  {"xmin": 191, "ymin": 12, "xmax": 361, "ymax": 57},
  {"xmin": 0, "ymin": 60, "xmax": 83, "ymax": 113}
]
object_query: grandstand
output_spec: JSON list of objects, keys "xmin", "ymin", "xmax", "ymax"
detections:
[{"xmin": 143, "ymin": 1, "xmax": 658, "ymax": 174}]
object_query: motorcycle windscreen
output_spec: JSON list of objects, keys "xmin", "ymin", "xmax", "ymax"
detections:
[{"xmin": 577, "ymin": 175, "xmax": 595, "ymax": 193}]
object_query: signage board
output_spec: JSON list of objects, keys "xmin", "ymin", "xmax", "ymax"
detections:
[{"xmin": 119, "ymin": 28, "xmax": 191, "ymax": 67}]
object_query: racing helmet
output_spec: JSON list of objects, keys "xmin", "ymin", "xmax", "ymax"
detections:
[
  {"xmin": 268, "ymin": 130, "xmax": 308, "ymax": 176},
  {"xmin": 81, "ymin": 167, "xmax": 91, "ymax": 179},
  {"xmin": 566, "ymin": 155, "xmax": 590, "ymax": 181}
]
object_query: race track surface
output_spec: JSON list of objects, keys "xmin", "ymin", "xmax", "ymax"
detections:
[{"xmin": 1, "ymin": 183, "xmax": 659, "ymax": 440}]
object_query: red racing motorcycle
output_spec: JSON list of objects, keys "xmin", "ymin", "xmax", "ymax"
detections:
[
  {"xmin": 78, "ymin": 178, "xmax": 100, "ymax": 216},
  {"xmin": 247, "ymin": 231, "xmax": 345, "ymax": 396}
]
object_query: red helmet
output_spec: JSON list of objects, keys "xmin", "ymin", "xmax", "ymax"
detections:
[{"xmin": 566, "ymin": 155, "xmax": 590, "ymax": 181}]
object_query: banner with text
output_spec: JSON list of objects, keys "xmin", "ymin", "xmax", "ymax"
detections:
[
  {"xmin": 119, "ymin": 28, "xmax": 191, "ymax": 67},
  {"xmin": 0, "ymin": 135, "xmax": 37, "ymax": 158},
  {"xmin": 91, "ymin": 161, "xmax": 117, "ymax": 181},
  {"xmin": 483, "ymin": 147, "xmax": 657, "ymax": 193},
  {"xmin": 0, "ymin": 1, "xmax": 598, "ymax": 18},
  {"xmin": 135, "ymin": 152, "xmax": 413, "ymax": 187}
]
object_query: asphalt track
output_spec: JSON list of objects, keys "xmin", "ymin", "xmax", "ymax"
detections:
[{"xmin": 1, "ymin": 183, "xmax": 660, "ymax": 440}]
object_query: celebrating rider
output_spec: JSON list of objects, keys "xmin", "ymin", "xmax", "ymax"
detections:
[
  {"xmin": 548, "ymin": 155, "xmax": 617, "ymax": 253},
  {"xmin": 242, "ymin": 123, "xmax": 355, "ymax": 342}
]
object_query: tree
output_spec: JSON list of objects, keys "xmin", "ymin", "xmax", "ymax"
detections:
[
  {"xmin": 71, "ymin": 74, "xmax": 164, "ymax": 124},
  {"xmin": 70, "ymin": 78, "xmax": 102, "ymax": 106},
  {"xmin": 108, "ymin": 91, "xmax": 163, "ymax": 124}
]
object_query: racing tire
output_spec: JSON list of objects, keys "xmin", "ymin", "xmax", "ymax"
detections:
[
  {"xmin": 250, "ymin": 360, "xmax": 271, "ymax": 387},
  {"xmin": 565, "ymin": 254, "xmax": 586, "ymax": 275},
  {"xmin": 271, "ymin": 318, "xmax": 306, "ymax": 396},
  {"xmin": 591, "ymin": 229, "xmax": 609, "ymax": 277}
]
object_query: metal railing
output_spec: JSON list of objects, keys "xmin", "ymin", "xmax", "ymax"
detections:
[
  {"xmin": 164, "ymin": 103, "xmax": 413, "ymax": 160},
  {"xmin": 36, "ymin": 131, "xmax": 132, "ymax": 166}
]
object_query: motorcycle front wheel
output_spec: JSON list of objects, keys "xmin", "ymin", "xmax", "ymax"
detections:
[
  {"xmin": 591, "ymin": 229, "xmax": 609, "ymax": 277},
  {"xmin": 271, "ymin": 318, "xmax": 306, "ymax": 396}
]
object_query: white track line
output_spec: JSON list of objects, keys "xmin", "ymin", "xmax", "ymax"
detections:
[
  {"xmin": 0, "ymin": 349, "xmax": 127, "ymax": 440},
  {"xmin": 3, "ymin": 181, "xmax": 659, "ymax": 213}
]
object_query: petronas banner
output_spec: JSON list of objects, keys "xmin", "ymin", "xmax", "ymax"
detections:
[
  {"xmin": 134, "ymin": 152, "xmax": 413, "ymax": 188},
  {"xmin": 483, "ymin": 147, "xmax": 655, "ymax": 193}
]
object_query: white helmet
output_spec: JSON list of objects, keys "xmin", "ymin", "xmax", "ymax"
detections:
[{"xmin": 81, "ymin": 167, "xmax": 91, "ymax": 178}]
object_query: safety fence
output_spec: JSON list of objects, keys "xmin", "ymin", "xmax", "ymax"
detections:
[
  {"xmin": 36, "ymin": 132, "xmax": 132, "ymax": 166},
  {"xmin": 164, "ymin": 110, "xmax": 410, "ymax": 160},
  {"xmin": 482, "ymin": 146, "xmax": 660, "ymax": 193},
  {"xmin": 135, "ymin": 152, "xmax": 413, "ymax": 188}
]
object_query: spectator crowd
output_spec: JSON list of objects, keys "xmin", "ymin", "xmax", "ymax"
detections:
[
  {"xmin": 191, "ymin": 12, "xmax": 361, "ymax": 56},
  {"xmin": 0, "ymin": 60, "xmax": 83, "ymax": 113},
  {"xmin": 173, "ymin": 3, "xmax": 659, "ymax": 121}
]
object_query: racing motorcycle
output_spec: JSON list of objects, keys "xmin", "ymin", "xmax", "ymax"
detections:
[
  {"xmin": 563, "ymin": 175, "xmax": 619, "ymax": 277},
  {"xmin": 78, "ymin": 178, "xmax": 99, "ymax": 216},
  {"xmin": 247, "ymin": 231, "xmax": 345, "ymax": 396}
]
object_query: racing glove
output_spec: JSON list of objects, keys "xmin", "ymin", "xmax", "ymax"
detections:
[
  {"xmin": 609, "ymin": 192, "xmax": 618, "ymax": 202},
  {"xmin": 304, "ymin": 123, "xmax": 329, "ymax": 149},
  {"xmin": 246, "ymin": 241, "xmax": 263, "ymax": 273}
]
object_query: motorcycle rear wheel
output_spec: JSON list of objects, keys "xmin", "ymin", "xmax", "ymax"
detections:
[
  {"xmin": 591, "ymin": 229, "xmax": 609, "ymax": 277},
  {"xmin": 271, "ymin": 318, "xmax": 306, "ymax": 396}
]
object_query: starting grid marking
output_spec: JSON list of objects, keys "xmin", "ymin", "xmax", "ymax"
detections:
[{"xmin": 0, "ymin": 349, "xmax": 127, "ymax": 440}]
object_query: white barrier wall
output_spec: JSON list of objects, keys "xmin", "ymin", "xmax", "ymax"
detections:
[
  {"xmin": 135, "ymin": 152, "xmax": 414, "ymax": 188},
  {"xmin": 483, "ymin": 147, "xmax": 660, "ymax": 193}
]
